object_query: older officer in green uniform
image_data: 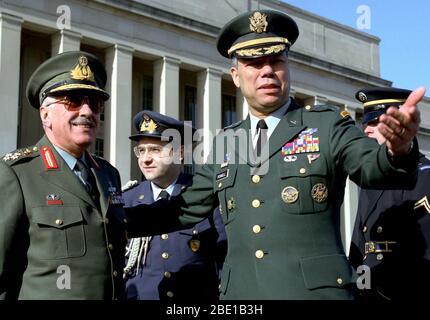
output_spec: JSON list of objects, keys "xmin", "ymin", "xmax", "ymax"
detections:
[
  {"xmin": 127, "ymin": 10, "xmax": 424, "ymax": 299},
  {"xmin": 0, "ymin": 51, "xmax": 127, "ymax": 299}
]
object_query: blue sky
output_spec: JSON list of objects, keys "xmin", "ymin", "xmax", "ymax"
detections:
[{"xmin": 283, "ymin": 0, "xmax": 430, "ymax": 93}]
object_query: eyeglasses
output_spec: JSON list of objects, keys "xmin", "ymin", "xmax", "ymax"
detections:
[
  {"xmin": 46, "ymin": 94, "xmax": 105, "ymax": 114},
  {"xmin": 133, "ymin": 144, "xmax": 172, "ymax": 158}
]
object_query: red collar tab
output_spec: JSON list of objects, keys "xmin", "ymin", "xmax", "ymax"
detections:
[{"xmin": 41, "ymin": 145, "xmax": 59, "ymax": 170}]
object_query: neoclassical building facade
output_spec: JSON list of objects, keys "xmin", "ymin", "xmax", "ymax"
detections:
[{"xmin": 1, "ymin": 0, "xmax": 429, "ymax": 251}]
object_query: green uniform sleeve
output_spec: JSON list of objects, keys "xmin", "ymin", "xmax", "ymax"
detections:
[
  {"xmin": 329, "ymin": 109, "xmax": 418, "ymax": 189},
  {"xmin": 0, "ymin": 161, "xmax": 26, "ymax": 299},
  {"xmin": 126, "ymin": 155, "xmax": 217, "ymax": 237}
]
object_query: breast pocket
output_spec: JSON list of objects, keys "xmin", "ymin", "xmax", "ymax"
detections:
[
  {"xmin": 178, "ymin": 219, "xmax": 217, "ymax": 258},
  {"xmin": 278, "ymin": 154, "xmax": 329, "ymax": 214},
  {"xmin": 30, "ymin": 206, "xmax": 86, "ymax": 259},
  {"xmin": 214, "ymin": 166, "xmax": 237, "ymax": 225}
]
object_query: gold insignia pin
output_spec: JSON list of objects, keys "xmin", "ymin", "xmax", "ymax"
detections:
[
  {"xmin": 140, "ymin": 115, "xmax": 158, "ymax": 133},
  {"xmin": 311, "ymin": 183, "xmax": 328, "ymax": 203},
  {"xmin": 70, "ymin": 56, "xmax": 94, "ymax": 81},
  {"xmin": 227, "ymin": 197, "xmax": 236, "ymax": 211},
  {"xmin": 249, "ymin": 11, "xmax": 268, "ymax": 33},
  {"xmin": 281, "ymin": 186, "xmax": 299, "ymax": 204},
  {"xmin": 189, "ymin": 239, "xmax": 201, "ymax": 252},
  {"xmin": 340, "ymin": 110, "xmax": 350, "ymax": 118}
]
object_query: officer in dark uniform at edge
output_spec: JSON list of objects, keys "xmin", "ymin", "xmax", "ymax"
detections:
[
  {"xmin": 122, "ymin": 110, "xmax": 227, "ymax": 301},
  {"xmin": 349, "ymin": 87, "xmax": 430, "ymax": 301},
  {"xmin": 126, "ymin": 9, "xmax": 424, "ymax": 299},
  {"xmin": 0, "ymin": 51, "xmax": 127, "ymax": 299}
]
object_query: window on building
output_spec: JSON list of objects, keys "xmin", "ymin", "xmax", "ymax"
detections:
[
  {"xmin": 184, "ymin": 85, "xmax": 196, "ymax": 127},
  {"xmin": 222, "ymin": 94, "xmax": 237, "ymax": 127},
  {"xmin": 142, "ymin": 75, "xmax": 153, "ymax": 110},
  {"xmin": 95, "ymin": 138, "xmax": 104, "ymax": 158}
]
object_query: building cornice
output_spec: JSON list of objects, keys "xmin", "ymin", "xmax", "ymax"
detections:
[
  {"xmin": 289, "ymin": 50, "xmax": 392, "ymax": 87},
  {"xmin": 93, "ymin": 0, "xmax": 219, "ymax": 37}
]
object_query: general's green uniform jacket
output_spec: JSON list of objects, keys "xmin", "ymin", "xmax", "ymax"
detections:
[
  {"xmin": 0, "ymin": 136, "xmax": 127, "ymax": 299},
  {"xmin": 127, "ymin": 101, "xmax": 418, "ymax": 299}
]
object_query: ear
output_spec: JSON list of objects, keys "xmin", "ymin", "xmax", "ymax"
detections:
[
  {"xmin": 230, "ymin": 66, "xmax": 240, "ymax": 88},
  {"xmin": 39, "ymin": 106, "xmax": 52, "ymax": 129}
]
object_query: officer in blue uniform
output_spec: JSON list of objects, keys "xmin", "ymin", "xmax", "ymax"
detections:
[
  {"xmin": 349, "ymin": 87, "xmax": 430, "ymax": 300},
  {"xmin": 123, "ymin": 110, "xmax": 227, "ymax": 301}
]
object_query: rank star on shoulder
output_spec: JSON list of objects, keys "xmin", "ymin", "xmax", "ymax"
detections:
[{"xmin": 166, "ymin": 304, "xmax": 201, "ymax": 318}]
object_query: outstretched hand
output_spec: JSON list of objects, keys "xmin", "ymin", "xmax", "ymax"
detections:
[{"xmin": 378, "ymin": 86, "xmax": 425, "ymax": 155}]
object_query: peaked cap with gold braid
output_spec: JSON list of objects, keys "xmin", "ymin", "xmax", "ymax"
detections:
[
  {"xmin": 355, "ymin": 87, "xmax": 412, "ymax": 125},
  {"xmin": 216, "ymin": 9, "xmax": 299, "ymax": 59},
  {"xmin": 26, "ymin": 51, "xmax": 109, "ymax": 109}
]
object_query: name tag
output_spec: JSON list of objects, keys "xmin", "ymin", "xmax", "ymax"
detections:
[{"xmin": 216, "ymin": 169, "xmax": 229, "ymax": 181}]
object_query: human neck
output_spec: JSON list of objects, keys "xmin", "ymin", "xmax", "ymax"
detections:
[{"xmin": 152, "ymin": 171, "xmax": 181, "ymax": 189}]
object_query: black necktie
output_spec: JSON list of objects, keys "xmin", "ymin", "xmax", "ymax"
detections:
[
  {"xmin": 76, "ymin": 158, "xmax": 100, "ymax": 206},
  {"xmin": 256, "ymin": 119, "xmax": 268, "ymax": 157},
  {"xmin": 158, "ymin": 190, "xmax": 170, "ymax": 201}
]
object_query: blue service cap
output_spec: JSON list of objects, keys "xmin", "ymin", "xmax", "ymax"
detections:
[
  {"xmin": 355, "ymin": 87, "xmax": 411, "ymax": 125},
  {"xmin": 129, "ymin": 110, "xmax": 195, "ymax": 143}
]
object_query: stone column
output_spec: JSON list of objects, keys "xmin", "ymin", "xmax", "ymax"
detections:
[
  {"xmin": 153, "ymin": 56, "xmax": 180, "ymax": 118},
  {"xmin": 0, "ymin": 13, "xmax": 23, "ymax": 155},
  {"xmin": 304, "ymin": 95, "xmax": 328, "ymax": 107},
  {"xmin": 196, "ymin": 68, "xmax": 222, "ymax": 161},
  {"xmin": 104, "ymin": 44, "xmax": 134, "ymax": 183},
  {"xmin": 236, "ymin": 88, "xmax": 248, "ymax": 120},
  {"xmin": 51, "ymin": 29, "xmax": 81, "ymax": 55}
]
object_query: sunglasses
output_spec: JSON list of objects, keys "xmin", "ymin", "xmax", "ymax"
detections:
[{"xmin": 46, "ymin": 94, "xmax": 105, "ymax": 114}]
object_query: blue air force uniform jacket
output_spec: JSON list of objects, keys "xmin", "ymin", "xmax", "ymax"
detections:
[
  {"xmin": 123, "ymin": 173, "xmax": 227, "ymax": 301},
  {"xmin": 349, "ymin": 154, "xmax": 430, "ymax": 300},
  {"xmin": 127, "ymin": 100, "xmax": 419, "ymax": 300}
]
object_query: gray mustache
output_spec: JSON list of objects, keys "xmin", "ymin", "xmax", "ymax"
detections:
[{"xmin": 71, "ymin": 117, "xmax": 96, "ymax": 127}]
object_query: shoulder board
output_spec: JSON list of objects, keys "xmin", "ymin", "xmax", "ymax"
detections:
[
  {"xmin": 418, "ymin": 155, "xmax": 430, "ymax": 171},
  {"xmin": 121, "ymin": 180, "xmax": 139, "ymax": 192},
  {"xmin": 88, "ymin": 153, "xmax": 105, "ymax": 169},
  {"xmin": 419, "ymin": 164, "xmax": 430, "ymax": 171},
  {"xmin": 223, "ymin": 119, "xmax": 243, "ymax": 130},
  {"xmin": 306, "ymin": 104, "xmax": 341, "ymax": 113},
  {"xmin": 2, "ymin": 146, "xmax": 39, "ymax": 165}
]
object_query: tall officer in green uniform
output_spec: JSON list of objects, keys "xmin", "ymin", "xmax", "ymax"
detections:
[
  {"xmin": 126, "ymin": 10, "xmax": 424, "ymax": 299},
  {"xmin": 0, "ymin": 51, "xmax": 127, "ymax": 299},
  {"xmin": 349, "ymin": 87, "xmax": 430, "ymax": 300}
]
